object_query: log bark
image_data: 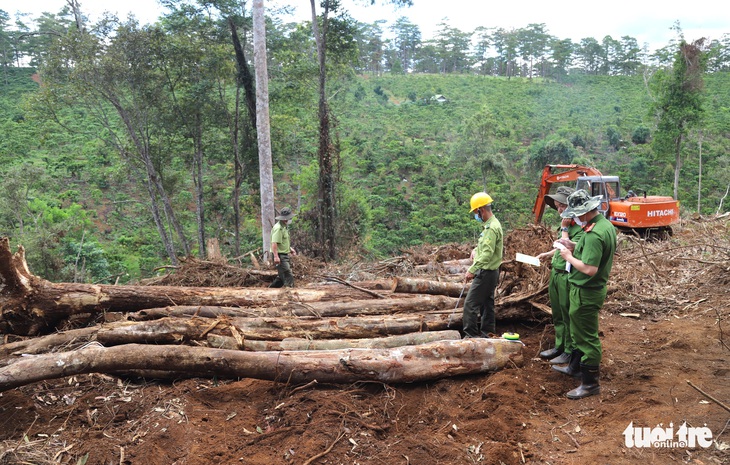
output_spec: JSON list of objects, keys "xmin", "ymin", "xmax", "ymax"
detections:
[
  {"xmin": 128, "ymin": 295, "xmax": 458, "ymax": 320},
  {"xmin": 392, "ymin": 276, "xmax": 551, "ymax": 316},
  {"xmin": 207, "ymin": 330, "xmax": 462, "ymax": 351},
  {"xmin": 0, "ymin": 238, "xmax": 339, "ymax": 335},
  {"xmin": 96, "ymin": 312, "xmax": 464, "ymax": 344},
  {"xmin": 391, "ymin": 277, "xmax": 468, "ymax": 297},
  {"xmin": 0, "ymin": 339, "xmax": 524, "ymax": 391},
  {"xmin": 0, "ymin": 327, "xmax": 98, "ymax": 357},
  {"xmin": 414, "ymin": 258, "xmax": 471, "ymax": 275}
]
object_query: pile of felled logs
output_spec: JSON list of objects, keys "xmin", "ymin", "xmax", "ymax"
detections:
[{"xmin": 0, "ymin": 237, "xmax": 550, "ymax": 391}]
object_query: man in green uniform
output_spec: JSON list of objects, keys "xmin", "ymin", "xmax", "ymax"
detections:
[
  {"xmin": 537, "ymin": 186, "xmax": 584, "ymax": 365},
  {"xmin": 270, "ymin": 207, "xmax": 297, "ymax": 288},
  {"xmin": 552, "ymin": 189, "xmax": 616, "ymax": 399},
  {"xmin": 462, "ymin": 192, "xmax": 503, "ymax": 338}
]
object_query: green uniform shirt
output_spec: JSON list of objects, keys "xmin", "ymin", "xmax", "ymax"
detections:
[
  {"xmin": 568, "ymin": 215, "xmax": 616, "ymax": 289},
  {"xmin": 468, "ymin": 215, "xmax": 503, "ymax": 273},
  {"xmin": 551, "ymin": 222, "xmax": 584, "ymax": 272},
  {"xmin": 270, "ymin": 222, "xmax": 291, "ymax": 254}
]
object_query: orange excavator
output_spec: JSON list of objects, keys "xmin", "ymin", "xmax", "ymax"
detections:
[{"xmin": 533, "ymin": 164, "xmax": 679, "ymax": 236}]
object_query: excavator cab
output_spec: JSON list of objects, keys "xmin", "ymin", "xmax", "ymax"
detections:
[{"xmin": 575, "ymin": 176, "xmax": 620, "ymax": 218}]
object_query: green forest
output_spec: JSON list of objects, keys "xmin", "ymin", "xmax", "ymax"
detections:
[{"xmin": 1, "ymin": 1, "xmax": 729, "ymax": 284}]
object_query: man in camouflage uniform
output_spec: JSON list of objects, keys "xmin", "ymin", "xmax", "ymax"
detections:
[
  {"xmin": 552, "ymin": 189, "xmax": 616, "ymax": 399},
  {"xmin": 537, "ymin": 186, "xmax": 584, "ymax": 365}
]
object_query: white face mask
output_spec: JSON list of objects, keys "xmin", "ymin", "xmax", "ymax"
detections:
[{"xmin": 575, "ymin": 217, "xmax": 586, "ymax": 226}]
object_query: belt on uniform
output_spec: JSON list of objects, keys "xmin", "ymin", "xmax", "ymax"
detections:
[
  {"xmin": 553, "ymin": 268, "xmax": 569, "ymax": 274},
  {"xmin": 279, "ymin": 253, "xmax": 288, "ymax": 256}
]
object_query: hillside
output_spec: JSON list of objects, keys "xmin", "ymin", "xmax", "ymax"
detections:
[
  {"xmin": 0, "ymin": 218, "xmax": 728, "ymax": 465},
  {"xmin": 1, "ymin": 67, "xmax": 730, "ymax": 281}
]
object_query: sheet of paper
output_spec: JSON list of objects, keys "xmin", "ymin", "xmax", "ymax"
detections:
[{"xmin": 515, "ymin": 253, "xmax": 540, "ymax": 267}]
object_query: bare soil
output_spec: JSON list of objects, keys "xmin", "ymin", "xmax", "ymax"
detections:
[{"xmin": 1, "ymin": 221, "xmax": 729, "ymax": 465}]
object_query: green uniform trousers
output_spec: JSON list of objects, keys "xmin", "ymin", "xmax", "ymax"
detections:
[
  {"xmin": 462, "ymin": 268, "xmax": 500, "ymax": 338},
  {"xmin": 548, "ymin": 269, "xmax": 573, "ymax": 353},
  {"xmin": 568, "ymin": 285, "xmax": 606, "ymax": 366},
  {"xmin": 270, "ymin": 254, "xmax": 294, "ymax": 288}
]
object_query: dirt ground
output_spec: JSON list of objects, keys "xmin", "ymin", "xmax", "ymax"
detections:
[{"xmin": 1, "ymin": 221, "xmax": 729, "ymax": 465}]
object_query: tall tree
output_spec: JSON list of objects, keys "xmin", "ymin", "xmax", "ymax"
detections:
[
  {"xmin": 37, "ymin": 20, "xmax": 191, "ymax": 264},
  {"xmin": 576, "ymin": 37, "xmax": 602, "ymax": 74},
  {"xmin": 228, "ymin": 12, "xmax": 258, "ymax": 257},
  {"xmin": 517, "ymin": 23, "xmax": 550, "ymax": 78},
  {"xmin": 651, "ymin": 39, "xmax": 707, "ymax": 200},
  {"xmin": 432, "ymin": 20, "xmax": 471, "ymax": 73},
  {"xmin": 253, "ymin": 0, "xmax": 275, "ymax": 261},
  {"xmin": 309, "ymin": 0, "xmax": 337, "ymax": 259},
  {"xmin": 390, "ymin": 16, "xmax": 420, "ymax": 73},
  {"xmin": 550, "ymin": 37, "xmax": 574, "ymax": 81},
  {"xmin": 617, "ymin": 35, "xmax": 641, "ymax": 75}
]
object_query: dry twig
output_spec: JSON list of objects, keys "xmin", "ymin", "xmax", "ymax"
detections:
[{"xmin": 302, "ymin": 431, "xmax": 346, "ymax": 465}]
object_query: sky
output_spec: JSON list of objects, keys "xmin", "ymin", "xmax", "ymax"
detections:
[{"xmin": 6, "ymin": 0, "xmax": 728, "ymax": 52}]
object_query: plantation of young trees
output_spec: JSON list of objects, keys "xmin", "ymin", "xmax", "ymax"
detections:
[{"xmin": 0, "ymin": 1, "xmax": 729, "ymax": 284}]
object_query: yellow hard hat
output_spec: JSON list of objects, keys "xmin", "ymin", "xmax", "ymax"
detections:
[{"xmin": 469, "ymin": 192, "xmax": 493, "ymax": 212}]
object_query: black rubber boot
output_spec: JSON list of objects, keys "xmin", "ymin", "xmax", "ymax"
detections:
[
  {"xmin": 539, "ymin": 347, "xmax": 562, "ymax": 359},
  {"xmin": 551, "ymin": 349, "xmax": 581, "ymax": 378},
  {"xmin": 566, "ymin": 365, "xmax": 601, "ymax": 399}
]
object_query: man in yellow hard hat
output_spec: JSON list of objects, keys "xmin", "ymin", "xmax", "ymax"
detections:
[{"xmin": 462, "ymin": 192, "xmax": 503, "ymax": 338}]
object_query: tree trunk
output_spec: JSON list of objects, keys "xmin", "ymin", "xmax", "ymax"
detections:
[
  {"xmin": 128, "ymin": 295, "xmax": 456, "ymax": 320},
  {"xmin": 228, "ymin": 15, "xmax": 259, "ymax": 257},
  {"xmin": 207, "ymin": 330, "xmax": 462, "ymax": 351},
  {"xmin": 674, "ymin": 133, "xmax": 683, "ymax": 200},
  {"xmin": 252, "ymin": 0, "xmax": 275, "ymax": 263},
  {"xmin": 0, "ymin": 238, "xmax": 336, "ymax": 335},
  {"xmin": 194, "ymin": 124, "xmax": 206, "ymax": 258},
  {"xmin": 392, "ymin": 277, "xmax": 468, "ymax": 297},
  {"xmin": 95, "ymin": 312, "xmax": 461, "ymax": 344},
  {"xmin": 697, "ymin": 130, "xmax": 703, "ymax": 213},
  {"xmin": 310, "ymin": 0, "xmax": 337, "ymax": 260},
  {"xmin": 0, "ymin": 327, "xmax": 98, "ymax": 357},
  {"xmin": 0, "ymin": 339, "xmax": 524, "ymax": 391}
]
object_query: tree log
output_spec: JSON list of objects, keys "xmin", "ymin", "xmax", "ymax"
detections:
[
  {"xmin": 391, "ymin": 277, "xmax": 468, "ymax": 297},
  {"xmin": 392, "ymin": 276, "xmax": 551, "ymax": 315},
  {"xmin": 0, "ymin": 339, "xmax": 524, "ymax": 391},
  {"xmin": 0, "ymin": 238, "xmax": 341, "ymax": 336},
  {"xmin": 128, "ymin": 295, "xmax": 458, "ymax": 320},
  {"xmin": 96, "ymin": 312, "xmax": 464, "ymax": 344},
  {"xmin": 0, "ymin": 327, "xmax": 98, "ymax": 357},
  {"xmin": 207, "ymin": 330, "xmax": 462, "ymax": 351}
]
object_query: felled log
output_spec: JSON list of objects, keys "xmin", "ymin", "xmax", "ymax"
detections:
[
  {"xmin": 391, "ymin": 277, "xmax": 468, "ymax": 297},
  {"xmin": 207, "ymin": 330, "xmax": 463, "ymax": 351},
  {"xmin": 0, "ymin": 327, "xmax": 98, "ymax": 357},
  {"xmin": 96, "ymin": 312, "xmax": 463, "ymax": 344},
  {"xmin": 0, "ymin": 238, "xmax": 338, "ymax": 336},
  {"xmin": 0, "ymin": 339, "xmax": 524, "ymax": 391},
  {"xmin": 414, "ymin": 258, "xmax": 471, "ymax": 275},
  {"xmin": 128, "ymin": 295, "xmax": 458, "ymax": 320},
  {"xmin": 392, "ymin": 276, "xmax": 551, "ymax": 316}
]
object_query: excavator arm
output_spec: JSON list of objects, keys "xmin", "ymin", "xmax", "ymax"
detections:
[{"xmin": 532, "ymin": 164, "xmax": 603, "ymax": 224}]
